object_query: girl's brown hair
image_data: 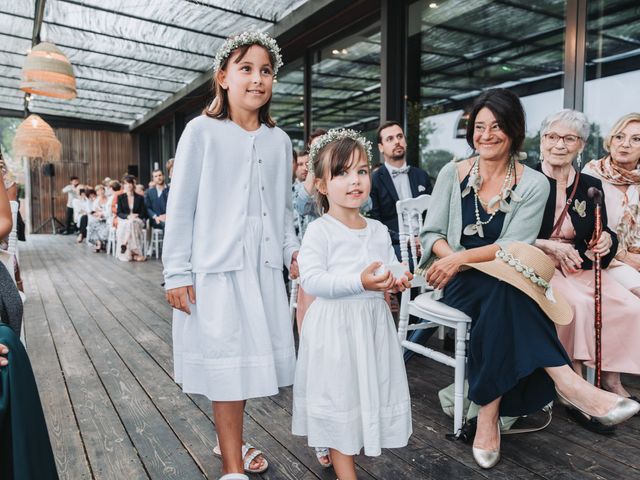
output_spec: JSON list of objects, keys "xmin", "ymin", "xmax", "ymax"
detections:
[
  {"xmin": 312, "ymin": 137, "xmax": 368, "ymax": 213},
  {"xmin": 203, "ymin": 44, "xmax": 276, "ymax": 127}
]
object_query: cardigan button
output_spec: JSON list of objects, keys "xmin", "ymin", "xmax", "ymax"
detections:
[{"xmin": 258, "ymin": 159, "xmax": 262, "ymax": 164}]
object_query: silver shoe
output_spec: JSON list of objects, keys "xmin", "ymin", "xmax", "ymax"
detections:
[
  {"xmin": 556, "ymin": 391, "xmax": 640, "ymax": 426},
  {"xmin": 472, "ymin": 422, "xmax": 500, "ymax": 469}
]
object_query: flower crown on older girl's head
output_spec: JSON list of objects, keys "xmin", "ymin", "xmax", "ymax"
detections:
[
  {"xmin": 213, "ymin": 31, "xmax": 284, "ymax": 76},
  {"xmin": 307, "ymin": 128, "xmax": 373, "ymax": 174}
]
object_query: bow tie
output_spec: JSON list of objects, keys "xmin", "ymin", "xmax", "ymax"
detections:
[{"xmin": 391, "ymin": 166, "xmax": 410, "ymax": 178}]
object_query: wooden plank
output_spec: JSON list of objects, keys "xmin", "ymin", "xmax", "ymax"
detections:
[
  {"xmin": 405, "ymin": 359, "xmax": 640, "ymax": 479},
  {"xmin": 27, "ymin": 242, "xmax": 150, "ymax": 480},
  {"xmin": 21, "ymin": 248, "xmax": 93, "ymax": 480},
  {"xmin": 36, "ymin": 241, "xmax": 206, "ymax": 480},
  {"xmin": 41, "ymin": 236, "xmax": 318, "ymax": 480},
  {"xmin": 22, "ymin": 235, "xmax": 640, "ymax": 480}
]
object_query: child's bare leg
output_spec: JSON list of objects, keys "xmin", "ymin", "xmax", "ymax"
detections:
[
  {"xmin": 213, "ymin": 401, "xmax": 244, "ymax": 474},
  {"xmin": 330, "ymin": 448, "xmax": 357, "ymax": 480},
  {"xmin": 213, "ymin": 400, "xmax": 266, "ymax": 473}
]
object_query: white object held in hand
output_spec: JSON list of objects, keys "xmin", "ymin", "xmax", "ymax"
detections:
[{"xmin": 375, "ymin": 263, "xmax": 408, "ymax": 279}]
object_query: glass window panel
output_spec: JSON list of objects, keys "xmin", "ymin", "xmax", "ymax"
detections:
[
  {"xmin": 583, "ymin": 0, "xmax": 640, "ymax": 162},
  {"xmin": 311, "ymin": 23, "xmax": 381, "ymax": 143},
  {"xmin": 271, "ymin": 59, "xmax": 305, "ymax": 151},
  {"xmin": 408, "ymin": 0, "xmax": 566, "ymax": 180}
]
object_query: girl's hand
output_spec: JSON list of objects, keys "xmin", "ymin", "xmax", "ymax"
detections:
[
  {"xmin": 589, "ymin": 230, "xmax": 612, "ymax": 256},
  {"xmin": 0, "ymin": 343, "xmax": 8, "ymax": 367},
  {"xmin": 426, "ymin": 253, "xmax": 464, "ymax": 290},
  {"xmin": 551, "ymin": 241, "xmax": 582, "ymax": 273},
  {"xmin": 289, "ymin": 251, "xmax": 299, "ymax": 279},
  {"xmin": 390, "ymin": 270, "xmax": 413, "ymax": 293},
  {"xmin": 361, "ymin": 262, "xmax": 395, "ymax": 292},
  {"xmin": 166, "ymin": 286, "xmax": 196, "ymax": 314}
]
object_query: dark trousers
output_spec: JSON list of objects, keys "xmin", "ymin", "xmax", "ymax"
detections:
[
  {"xmin": 65, "ymin": 207, "xmax": 76, "ymax": 233},
  {"xmin": 78, "ymin": 215, "xmax": 88, "ymax": 237},
  {"xmin": 150, "ymin": 219, "xmax": 165, "ymax": 230}
]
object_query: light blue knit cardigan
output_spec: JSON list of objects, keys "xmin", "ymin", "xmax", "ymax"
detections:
[{"xmin": 417, "ymin": 160, "xmax": 550, "ymax": 271}]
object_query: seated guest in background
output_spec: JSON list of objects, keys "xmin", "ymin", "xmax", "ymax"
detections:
[
  {"xmin": 87, "ymin": 184, "xmax": 112, "ymax": 252},
  {"xmin": 294, "ymin": 149, "xmax": 307, "ymax": 184},
  {"xmin": 418, "ymin": 89, "xmax": 638, "ymax": 469},
  {"xmin": 62, "ymin": 175, "xmax": 80, "ymax": 234},
  {"xmin": 370, "ymin": 121, "xmax": 431, "ymax": 261},
  {"xmin": 116, "ymin": 175, "xmax": 147, "ymax": 262},
  {"xmin": 535, "ymin": 109, "xmax": 640, "ymax": 409},
  {"xmin": 109, "ymin": 180, "xmax": 122, "ymax": 225},
  {"xmin": 293, "ymin": 129, "xmax": 328, "ymax": 237},
  {"xmin": 135, "ymin": 183, "xmax": 145, "ymax": 197},
  {"xmin": 73, "ymin": 186, "xmax": 92, "ymax": 243},
  {"xmin": 166, "ymin": 158, "xmax": 174, "ymax": 184},
  {"xmin": 583, "ymin": 113, "xmax": 640, "ymax": 297},
  {"xmin": 291, "ymin": 149, "xmax": 300, "ymax": 184},
  {"xmin": 144, "ymin": 169, "xmax": 169, "ymax": 230}
]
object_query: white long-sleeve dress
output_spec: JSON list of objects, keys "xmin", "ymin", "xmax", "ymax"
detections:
[
  {"xmin": 163, "ymin": 116, "xmax": 299, "ymax": 401},
  {"xmin": 292, "ymin": 214, "xmax": 412, "ymax": 456}
]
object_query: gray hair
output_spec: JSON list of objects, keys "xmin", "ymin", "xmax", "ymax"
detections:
[{"xmin": 540, "ymin": 109, "xmax": 590, "ymax": 141}]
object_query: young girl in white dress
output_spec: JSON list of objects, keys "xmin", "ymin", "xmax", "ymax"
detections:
[
  {"xmin": 293, "ymin": 129, "xmax": 413, "ymax": 480},
  {"xmin": 163, "ymin": 32, "xmax": 299, "ymax": 480}
]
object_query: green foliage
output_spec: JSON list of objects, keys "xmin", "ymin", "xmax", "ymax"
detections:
[
  {"xmin": 0, "ymin": 117, "xmax": 20, "ymax": 157},
  {"xmin": 421, "ymin": 149, "xmax": 456, "ymax": 182}
]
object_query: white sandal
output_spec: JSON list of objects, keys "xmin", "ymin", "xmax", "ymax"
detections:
[
  {"xmin": 213, "ymin": 442, "xmax": 269, "ymax": 474},
  {"xmin": 315, "ymin": 447, "xmax": 332, "ymax": 468},
  {"xmin": 219, "ymin": 474, "xmax": 248, "ymax": 480}
]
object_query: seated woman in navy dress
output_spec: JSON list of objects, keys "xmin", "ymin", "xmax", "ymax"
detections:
[{"xmin": 417, "ymin": 88, "xmax": 639, "ymax": 469}]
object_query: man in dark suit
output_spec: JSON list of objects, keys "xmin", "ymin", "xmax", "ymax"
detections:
[
  {"xmin": 144, "ymin": 169, "xmax": 169, "ymax": 229},
  {"xmin": 370, "ymin": 121, "xmax": 432, "ymax": 260}
]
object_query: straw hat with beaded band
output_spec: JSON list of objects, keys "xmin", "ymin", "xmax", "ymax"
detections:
[{"xmin": 463, "ymin": 242, "xmax": 573, "ymax": 326}]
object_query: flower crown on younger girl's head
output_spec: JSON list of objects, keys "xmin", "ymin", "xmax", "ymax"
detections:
[
  {"xmin": 213, "ymin": 31, "xmax": 284, "ymax": 76},
  {"xmin": 307, "ymin": 128, "xmax": 373, "ymax": 174}
]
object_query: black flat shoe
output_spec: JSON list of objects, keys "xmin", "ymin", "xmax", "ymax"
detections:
[{"xmin": 120, "ymin": 244, "xmax": 127, "ymax": 254}]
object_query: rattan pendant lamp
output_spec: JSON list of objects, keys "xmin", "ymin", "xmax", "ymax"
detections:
[
  {"xmin": 20, "ymin": 42, "xmax": 77, "ymax": 99},
  {"xmin": 12, "ymin": 114, "xmax": 62, "ymax": 161}
]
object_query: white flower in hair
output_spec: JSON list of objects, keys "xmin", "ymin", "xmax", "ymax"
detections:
[
  {"xmin": 307, "ymin": 128, "xmax": 373, "ymax": 174},
  {"xmin": 213, "ymin": 31, "xmax": 284, "ymax": 76}
]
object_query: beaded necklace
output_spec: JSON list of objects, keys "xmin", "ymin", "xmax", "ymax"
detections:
[{"xmin": 462, "ymin": 158, "xmax": 516, "ymax": 238}]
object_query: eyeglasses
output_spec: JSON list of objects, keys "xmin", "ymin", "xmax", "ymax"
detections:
[
  {"xmin": 611, "ymin": 133, "xmax": 640, "ymax": 147},
  {"xmin": 474, "ymin": 123, "xmax": 502, "ymax": 134},
  {"xmin": 542, "ymin": 133, "xmax": 582, "ymax": 147}
]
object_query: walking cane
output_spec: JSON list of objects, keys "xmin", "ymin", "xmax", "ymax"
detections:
[{"xmin": 588, "ymin": 187, "xmax": 603, "ymax": 388}]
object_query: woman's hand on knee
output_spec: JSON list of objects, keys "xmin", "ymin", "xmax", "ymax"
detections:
[
  {"xmin": 426, "ymin": 254, "xmax": 463, "ymax": 290},
  {"xmin": 0, "ymin": 344, "xmax": 8, "ymax": 367},
  {"xmin": 166, "ymin": 286, "xmax": 196, "ymax": 314}
]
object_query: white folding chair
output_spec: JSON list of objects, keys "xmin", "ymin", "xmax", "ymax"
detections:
[
  {"xmin": 396, "ymin": 194, "xmax": 472, "ymax": 434},
  {"xmin": 147, "ymin": 228, "xmax": 164, "ymax": 259},
  {"xmin": 106, "ymin": 225, "xmax": 117, "ymax": 257},
  {"xmin": 289, "ymin": 277, "xmax": 299, "ymax": 326}
]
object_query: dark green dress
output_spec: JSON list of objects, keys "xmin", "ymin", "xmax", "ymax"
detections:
[{"xmin": 0, "ymin": 324, "xmax": 58, "ymax": 479}]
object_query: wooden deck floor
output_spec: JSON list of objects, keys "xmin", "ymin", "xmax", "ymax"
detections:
[{"xmin": 20, "ymin": 235, "xmax": 640, "ymax": 480}]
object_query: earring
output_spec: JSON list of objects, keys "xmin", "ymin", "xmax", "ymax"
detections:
[
  {"xmin": 539, "ymin": 152, "xmax": 544, "ymax": 162},
  {"xmin": 576, "ymin": 151, "xmax": 582, "ymax": 169}
]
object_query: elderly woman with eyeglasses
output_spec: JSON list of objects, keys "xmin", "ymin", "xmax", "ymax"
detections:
[
  {"xmin": 535, "ymin": 109, "xmax": 640, "ymax": 409},
  {"xmin": 582, "ymin": 113, "xmax": 640, "ymax": 298}
]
